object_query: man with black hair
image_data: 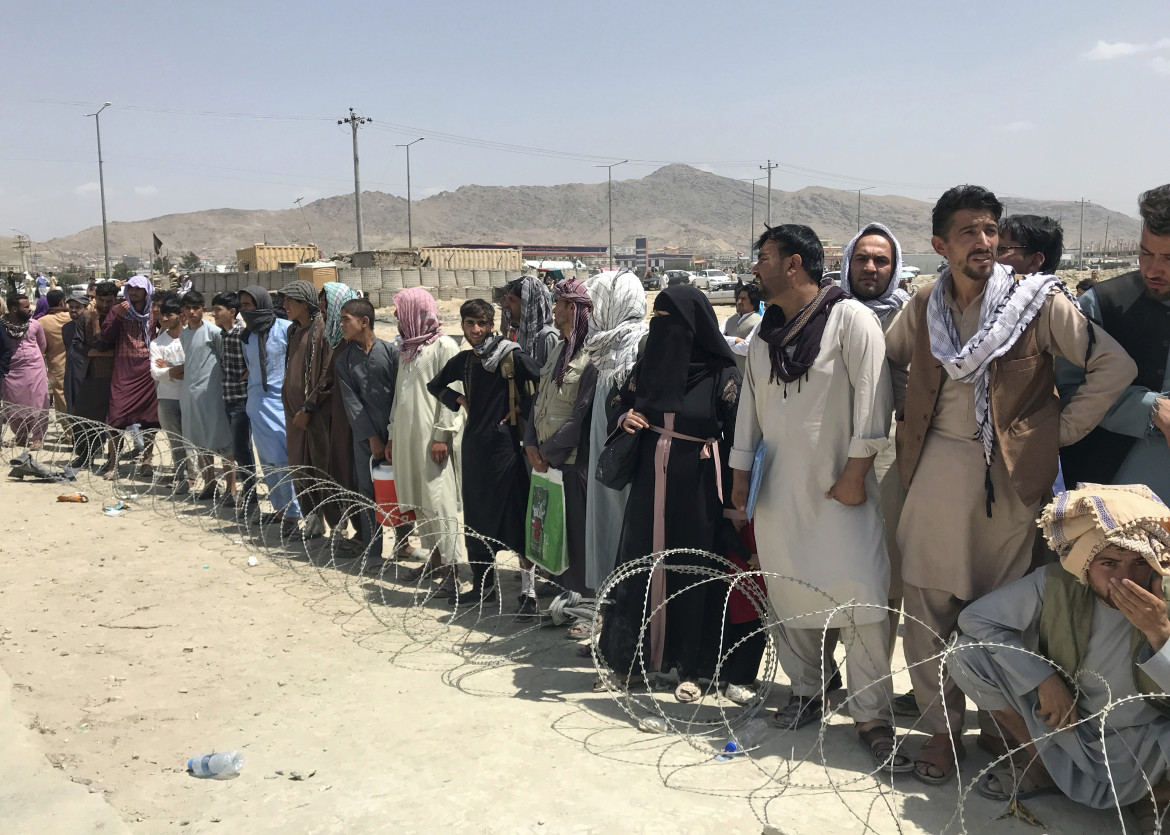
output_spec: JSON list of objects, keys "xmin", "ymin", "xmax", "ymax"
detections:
[
  {"xmin": 61, "ymin": 289, "xmax": 88, "ymax": 414},
  {"xmin": 211, "ymin": 291, "xmax": 255, "ymax": 508},
  {"xmin": 335, "ymin": 296, "xmax": 400, "ymax": 562},
  {"xmin": 501, "ymin": 276, "xmax": 559, "ymax": 369},
  {"xmin": 176, "ymin": 290, "xmax": 233, "ymax": 501},
  {"xmin": 886, "ymin": 184, "xmax": 1135, "ymax": 784},
  {"xmin": 997, "ymin": 214, "xmax": 1064, "ymax": 277},
  {"xmin": 428, "ymin": 298, "xmax": 541, "ymax": 607},
  {"xmin": 70, "ymin": 282, "xmax": 117, "ymax": 469},
  {"xmin": 722, "ymin": 282, "xmax": 762, "ymax": 374},
  {"xmin": 731, "ymin": 225, "xmax": 903, "ymax": 769},
  {"xmin": 149, "ymin": 295, "xmax": 190, "ymax": 492},
  {"xmin": 39, "ymin": 288, "xmax": 72, "ymax": 417},
  {"xmin": 1059, "ymin": 184, "xmax": 1170, "ymax": 505}
]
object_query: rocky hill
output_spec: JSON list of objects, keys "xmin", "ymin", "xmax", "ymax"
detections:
[{"xmin": 38, "ymin": 165, "xmax": 1141, "ymax": 266}]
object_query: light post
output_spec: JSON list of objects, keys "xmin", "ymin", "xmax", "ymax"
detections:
[
  {"xmin": 85, "ymin": 102, "xmax": 113, "ymax": 279},
  {"xmin": 856, "ymin": 187, "xmax": 874, "ymax": 232},
  {"xmin": 10, "ymin": 228, "xmax": 30, "ymax": 274},
  {"xmin": 396, "ymin": 137, "xmax": 424, "ymax": 248},
  {"xmin": 594, "ymin": 160, "xmax": 627, "ymax": 268}
]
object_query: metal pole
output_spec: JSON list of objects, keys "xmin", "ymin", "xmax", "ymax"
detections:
[
  {"xmin": 856, "ymin": 187, "xmax": 874, "ymax": 232},
  {"xmin": 760, "ymin": 160, "xmax": 778, "ymax": 227},
  {"xmin": 743, "ymin": 177, "xmax": 764, "ymax": 261},
  {"xmin": 1079, "ymin": 198, "xmax": 1086, "ymax": 270},
  {"xmin": 85, "ymin": 103, "xmax": 112, "ymax": 279},
  {"xmin": 594, "ymin": 160, "xmax": 627, "ymax": 268},
  {"xmin": 396, "ymin": 138, "xmax": 424, "ymax": 249},
  {"xmin": 340, "ymin": 109, "xmax": 371, "ymax": 252}
]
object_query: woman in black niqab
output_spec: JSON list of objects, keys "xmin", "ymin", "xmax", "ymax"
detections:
[{"xmin": 598, "ymin": 284, "xmax": 741, "ymax": 700}]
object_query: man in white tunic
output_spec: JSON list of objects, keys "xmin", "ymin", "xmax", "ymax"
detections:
[
  {"xmin": 176, "ymin": 291, "xmax": 233, "ymax": 501},
  {"xmin": 951, "ymin": 484, "xmax": 1170, "ymax": 833},
  {"xmin": 731, "ymin": 225, "xmax": 904, "ymax": 771},
  {"xmin": 387, "ymin": 288, "xmax": 466, "ymax": 590}
]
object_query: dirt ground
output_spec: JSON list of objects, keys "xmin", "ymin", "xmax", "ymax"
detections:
[{"xmin": 0, "ymin": 434, "xmax": 1139, "ymax": 835}]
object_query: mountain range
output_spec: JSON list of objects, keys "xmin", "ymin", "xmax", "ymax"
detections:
[{"xmin": 24, "ymin": 164, "xmax": 1144, "ymax": 268}]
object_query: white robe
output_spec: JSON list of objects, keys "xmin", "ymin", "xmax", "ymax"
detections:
[
  {"xmin": 387, "ymin": 336, "xmax": 466, "ymax": 563},
  {"xmin": 730, "ymin": 299, "xmax": 893, "ymax": 628}
]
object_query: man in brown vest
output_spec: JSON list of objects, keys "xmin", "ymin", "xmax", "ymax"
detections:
[{"xmin": 885, "ymin": 184, "xmax": 1135, "ymax": 785}]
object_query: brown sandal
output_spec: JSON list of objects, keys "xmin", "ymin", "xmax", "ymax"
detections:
[
  {"xmin": 913, "ymin": 734, "xmax": 966, "ymax": 785},
  {"xmin": 858, "ymin": 724, "xmax": 913, "ymax": 773}
]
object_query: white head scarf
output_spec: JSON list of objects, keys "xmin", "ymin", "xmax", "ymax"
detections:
[{"xmin": 584, "ymin": 270, "xmax": 648, "ymax": 391}]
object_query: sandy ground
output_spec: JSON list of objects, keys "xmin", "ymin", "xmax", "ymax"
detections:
[
  {"xmin": 0, "ymin": 275, "xmax": 1146, "ymax": 834},
  {"xmin": 0, "ymin": 434, "xmax": 1141, "ymax": 835}
]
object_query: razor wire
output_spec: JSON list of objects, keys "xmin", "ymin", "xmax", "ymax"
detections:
[{"xmin": 1, "ymin": 402, "xmax": 1166, "ymax": 834}]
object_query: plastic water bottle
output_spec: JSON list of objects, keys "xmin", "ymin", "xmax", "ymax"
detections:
[
  {"xmin": 187, "ymin": 751, "xmax": 244, "ymax": 779},
  {"xmin": 638, "ymin": 715, "xmax": 668, "ymax": 733},
  {"xmin": 714, "ymin": 719, "xmax": 769, "ymax": 761}
]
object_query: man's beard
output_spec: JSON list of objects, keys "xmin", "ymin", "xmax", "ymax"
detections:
[
  {"xmin": 958, "ymin": 256, "xmax": 994, "ymax": 283},
  {"xmin": 1144, "ymin": 283, "xmax": 1170, "ymax": 302},
  {"xmin": 10, "ymin": 310, "xmax": 30, "ymax": 323},
  {"xmin": 851, "ymin": 276, "xmax": 887, "ymax": 302}
]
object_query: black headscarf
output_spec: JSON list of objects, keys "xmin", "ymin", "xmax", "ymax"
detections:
[
  {"xmin": 634, "ymin": 284, "xmax": 734, "ymax": 413},
  {"xmin": 239, "ymin": 285, "xmax": 277, "ymax": 392},
  {"xmin": 757, "ymin": 282, "xmax": 848, "ymax": 385}
]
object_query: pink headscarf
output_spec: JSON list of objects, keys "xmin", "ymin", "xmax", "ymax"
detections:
[{"xmin": 393, "ymin": 288, "xmax": 444, "ymax": 363}]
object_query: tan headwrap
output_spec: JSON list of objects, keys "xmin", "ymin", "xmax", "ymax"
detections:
[{"xmin": 1039, "ymin": 483, "xmax": 1170, "ymax": 584}]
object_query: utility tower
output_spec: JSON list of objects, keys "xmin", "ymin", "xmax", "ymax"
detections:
[{"xmin": 339, "ymin": 109, "xmax": 371, "ymax": 251}]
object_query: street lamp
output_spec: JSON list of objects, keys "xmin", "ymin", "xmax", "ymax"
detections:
[
  {"xmin": 856, "ymin": 187, "xmax": 874, "ymax": 232},
  {"xmin": 395, "ymin": 137, "xmax": 425, "ymax": 249},
  {"xmin": 85, "ymin": 102, "xmax": 113, "ymax": 279},
  {"xmin": 594, "ymin": 160, "xmax": 627, "ymax": 268}
]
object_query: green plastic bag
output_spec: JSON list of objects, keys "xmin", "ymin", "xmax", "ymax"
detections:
[{"xmin": 525, "ymin": 468, "xmax": 568, "ymax": 575}]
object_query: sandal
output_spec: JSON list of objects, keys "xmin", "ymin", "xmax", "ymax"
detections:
[
  {"xmin": 975, "ymin": 764, "xmax": 1059, "ymax": 802},
  {"xmin": 592, "ymin": 672, "xmax": 644, "ymax": 693},
  {"xmin": 857, "ymin": 724, "xmax": 914, "ymax": 773},
  {"xmin": 567, "ymin": 620, "xmax": 593, "ymax": 640},
  {"xmin": 675, "ymin": 680, "xmax": 702, "ymax": 703},
  {"xmin": 773, "ymin": 695, "xmax": 823, "ymax": 730},
  {"xmin": 138, "ymin": 463, "xmax": 154, "ymax": 479},
  {"xmin": 913, "ymin": 733, "xmax": 966, "ymax": 785}
]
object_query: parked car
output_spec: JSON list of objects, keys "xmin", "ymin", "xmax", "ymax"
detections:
[
  {"xmin": 823, "ymin": 270, "xmax": 841, "ymax": 285},
  {"xmin": 663, "ymin": 270, "xmax": 693, "ymax": 287},
  {"xmin": 706, "ymin": 273, "xmax": 738, "ymax": 293},
  {"xmin": 640, "ymin": 272, "xmax": 661, "ymax": 290},
  {"xmin": 692, "ymin": 269, "xmax": 728, "ymax": 290}
]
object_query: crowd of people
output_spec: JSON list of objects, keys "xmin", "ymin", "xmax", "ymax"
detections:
[{"xmin": 3, "ymin": 182, "xmax": 1170, "ymax": 831}]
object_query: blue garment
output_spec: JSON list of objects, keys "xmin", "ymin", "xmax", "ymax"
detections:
[
  {"xmin": 243, "ymin": 318, "xmax": 301, "ymax": 518},
  {"xmin": 1056, "ymin": 288, "xmax": 1170, "ymax": 502}
]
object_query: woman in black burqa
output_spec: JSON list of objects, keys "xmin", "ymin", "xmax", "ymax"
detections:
[{"xmin": 597, "ymin": 284, "xmax": 741, "ymax": 701}]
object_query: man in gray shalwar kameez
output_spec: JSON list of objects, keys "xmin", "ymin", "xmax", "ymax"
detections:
[
  {"xmin": 334, "ymin": 297, "xmax": 399, "ymax": 562},
  {"xmin": 951, "ymin": 483, "xmax": 1170, "ymax": 832},
  {"xmin": 178, "ymin": 291, "xmax": 233, "ymax": 500}
]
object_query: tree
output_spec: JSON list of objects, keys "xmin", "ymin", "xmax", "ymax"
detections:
[
  {"xmin": 112, "ymin": 262, "xmax": 132, "ymax": 280},
  {"xmin": 153, "ymin": 255, "xmax": 172, "ymax": 274},
  {"xmin": 179, "ymin": 251, "xmax": 202, "ymax": 272}
]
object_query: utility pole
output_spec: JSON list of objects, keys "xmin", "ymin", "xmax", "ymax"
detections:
[
  {"xmin": 396, "ymin": 137, "xmax": 425, "ymax": 249},
  {"xmin": 594, "ymin": 160, "xmax": 627, "ymax": 268},
  {"xmin": 293, "ymin": 197, "xmax": 313, "ymax": 238},
  {"xmin": 10, "ymin": 229, "xmax": 31, "ymax": 274},
  {"xmin": 856, "ymin": 187, "xmax": 875, "ymax": 232},
  {"xmin": 1104, "ymin": 217, "xmax": 1110, "ymax": 259},
  {"xmin": 85, "ymin": 102, "xmax": 113, "ymax": 279},
  {"xmin": 759, "ymin": 160, "xmax": 778, "ymax": 227},
  {"xmin": 1078, "ymin": 198, "xmax": 1087, "ymax": 270},
  {"xmin": 743, "ymin": 177, "xmax": 764, "ymax": 260},
  {"xmin": 339, "ymin": 108, "xmax": 371, "ymax": 252}
]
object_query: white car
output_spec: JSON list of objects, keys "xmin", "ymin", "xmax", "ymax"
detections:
[{"xmin": 692, "ymin": 269, "xmax": 728, "ymax": 290}]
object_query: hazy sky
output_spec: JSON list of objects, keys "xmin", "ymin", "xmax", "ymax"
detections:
[{"xmin": 3, "ymin": 0, "xmax": 1168, "ymax": 242}]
